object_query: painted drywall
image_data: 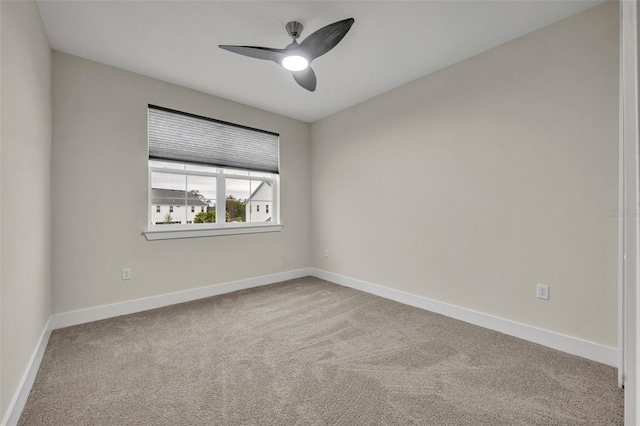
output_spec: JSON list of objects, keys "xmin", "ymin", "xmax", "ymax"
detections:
[
  {"xmin": 0, "ymin": 1, "xmax": 52, "ymax": 419},
  {"xmin": 51, "ymin": 52, "xmax": 310, "ymax": 314},
  {"xmin": 311, "ymin": 2, "xmax": 619, "ymax": 348}
]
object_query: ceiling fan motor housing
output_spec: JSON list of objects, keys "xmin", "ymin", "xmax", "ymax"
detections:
[{"xmin": 286, "ymin": 21, "xmax": 303, "ymax": 40}]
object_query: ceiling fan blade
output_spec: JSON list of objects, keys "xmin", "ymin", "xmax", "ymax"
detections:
[
  {"xmin": 300, "ymin": 18, "xmax": 354, "ymax": 61},
  {"xmin": 292, "ymin": 67, "xmax": 317, "ymax": 92},
  {"xmin": 218, "ymin": 45, "xmax": 286, "ymax": 63}
]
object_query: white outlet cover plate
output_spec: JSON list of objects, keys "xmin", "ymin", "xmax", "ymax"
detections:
[{"xmin": 536, "ymin": 284, "xmax": 549, "ymax": 300}]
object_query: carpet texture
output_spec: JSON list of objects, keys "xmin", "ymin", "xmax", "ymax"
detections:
[{"xmin": 19, "ymin": 277, "xmax": 623, "ymax": 425}]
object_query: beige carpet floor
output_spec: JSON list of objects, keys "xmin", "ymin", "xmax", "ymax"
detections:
[{"xmin": 19, "ymin": 277, "xmax": 623, "ymax": 425}]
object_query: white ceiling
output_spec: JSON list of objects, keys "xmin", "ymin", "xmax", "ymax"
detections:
[{"xmin": 36, "ymin": 0, "xmax": 604, "ymax": 123}]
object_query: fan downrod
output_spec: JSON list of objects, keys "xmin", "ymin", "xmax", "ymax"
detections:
[{"xmin": 285, "ymin": 21, "xmax": 303, "ymax": 40}]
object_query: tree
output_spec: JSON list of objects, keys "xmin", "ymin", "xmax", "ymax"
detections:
[
  {"xmin": 226, "ymin": 195, "xmax": 246, "ymax": 222},
  {"xmin": 191, "ymin": 196, "xmax": 247, "ymax": 223},
  {"xmin": 194, "ymin": 211, "xmax": 215, "ymax": 223},
  {"xmin": 163, "ymin": 213, "xmax": 174, "ymax": 224}
]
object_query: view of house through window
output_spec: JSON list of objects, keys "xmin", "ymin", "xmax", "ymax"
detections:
[{"xmin": 149, "ymin": 161, "xmax": 277, "ymax": 226}]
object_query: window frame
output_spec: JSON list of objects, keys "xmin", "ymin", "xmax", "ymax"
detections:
[{"xmin": 144, "ymin": 161, "xmax": 282, "ymax": 240}]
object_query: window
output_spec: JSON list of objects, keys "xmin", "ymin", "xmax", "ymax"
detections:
[
  {"xmin": 266, "ymin": 205, "xmax": 269, "ymax": 214},
  {"xmin": 257, "ymin": 205, "xmax": 260, "ymax": 212},
  {"xmin": 146, "ymin": 105, "xmax": 281, "ymax": 240},
  {"xmin": 156, "ymin": 205, "xmax": 160, "ymax": 213}
]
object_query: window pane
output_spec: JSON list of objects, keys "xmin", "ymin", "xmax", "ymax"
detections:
[
  {"xmin": 187, "ymin": 175, "xmax": 217, "ymax": 224},
  {"xmin": 151, "ymin": 172, "xmax": 187, "ymax": 224},
  {"xmin": 224, "ymin": 179, "xmax": 272, "ymax": 223},
  {"xmin": 246, "ymin": 180, "xmax": 273, "ymax": 223},
  {"xmin": 225, "ymin": 178, "xmax": 249, "ymax": 223}
]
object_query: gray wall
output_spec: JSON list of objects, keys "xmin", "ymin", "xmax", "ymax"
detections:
[
  {"xmin": 0, "ymin": 2, "xmax": 52, "ymax": 418},
  {"xmin": 310, "ymin": 2, "xmax": 619, "ymax": 347},
  {"xmin": 51, "ymin": 52, "xmax": 311, "ymax": 314}
]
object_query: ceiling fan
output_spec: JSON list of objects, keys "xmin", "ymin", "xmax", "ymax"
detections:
[{"xmin": 219, "ymin": 18, "xmax": 355, "ymax": 92}]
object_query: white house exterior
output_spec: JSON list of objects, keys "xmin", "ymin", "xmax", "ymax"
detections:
[
  {"xmin": 152, "ymin": 188, "xmax": 208, "ymax": 225},
  {"xmin": 246, "ymin": 182, "xmax": 272, "ymax": 222}
]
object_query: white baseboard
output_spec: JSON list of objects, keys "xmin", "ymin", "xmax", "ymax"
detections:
[
  {"xmin": 1, "ymin": 317, "xmax": 53, "ymax": 426},
  {"xmin": 50, "ymin": 268, "xmax": 313, "ymax": 330},
  {"xmin": 309, "ymin": 268, "xmax": 618, "ymax": 367}
]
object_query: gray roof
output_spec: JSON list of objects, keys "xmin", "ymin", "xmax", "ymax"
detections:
[{"xmin": 152, "ymin": 188, "xmax": 207, "ymax": 206}]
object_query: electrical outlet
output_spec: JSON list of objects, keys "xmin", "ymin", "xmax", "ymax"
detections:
[
  {"xmin": 324, "ymin": 248, "xmax": 329, "ymax": 258},
  {"xmin": 536, "ymin": 284, "xmax": 549, "ymax": 300},
  {"xmin": 122, "ymin": 268, "xmax": 132, "ymax": 281}
]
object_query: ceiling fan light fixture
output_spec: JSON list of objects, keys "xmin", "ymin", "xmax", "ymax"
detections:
[{"xmin": 282, "ymin": 55, "xmax": 309, "ymax": 71}]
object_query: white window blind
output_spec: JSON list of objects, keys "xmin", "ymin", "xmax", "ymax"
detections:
[{"xmin": 148, "ymin": 105, "xmax": 279, "ymax": 174}]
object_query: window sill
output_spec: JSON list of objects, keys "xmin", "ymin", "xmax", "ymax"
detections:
[{"xmin": 143, "ymin": 223, "xmax": 283, "ymax": 241}]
